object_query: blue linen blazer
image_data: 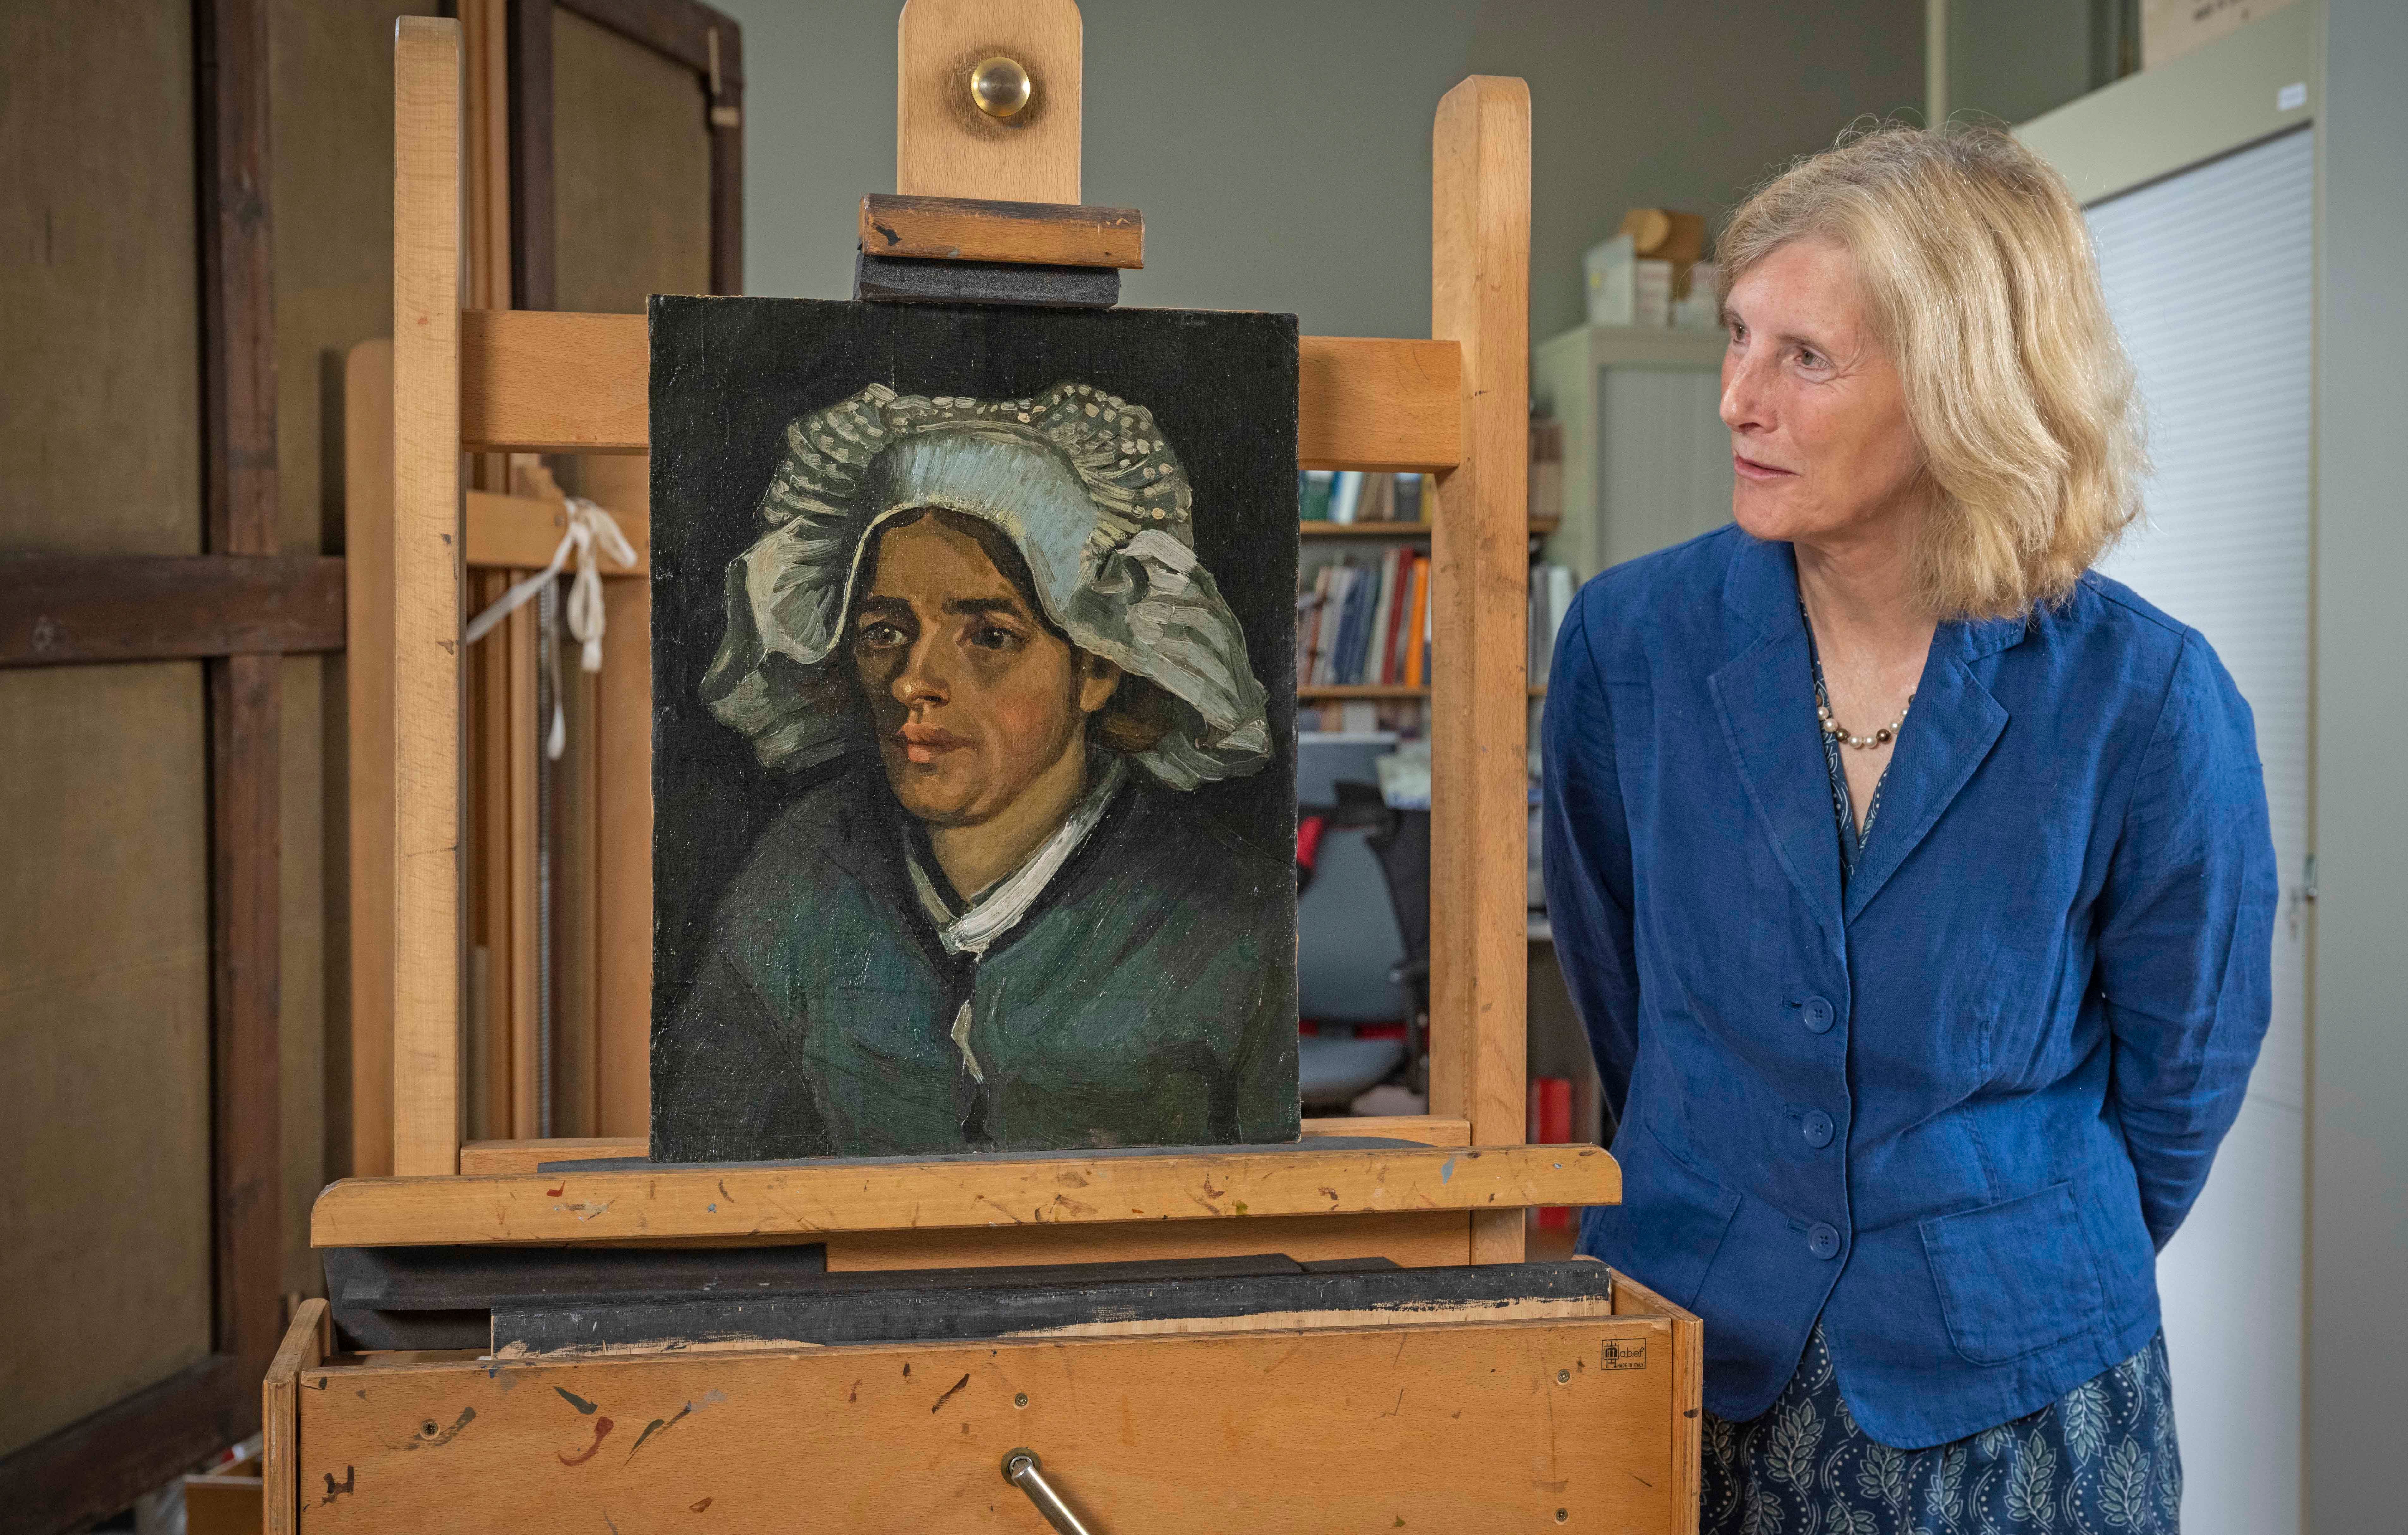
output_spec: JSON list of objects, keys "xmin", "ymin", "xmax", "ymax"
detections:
[{"xmin": 1542, "ymin": 526, "xmax": 2276, "ymax": 1448}]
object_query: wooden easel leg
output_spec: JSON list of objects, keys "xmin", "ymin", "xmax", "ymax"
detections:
[
  {"xmin": 1428, "ymin": 76, "xmax": 1534, "ymax": 1264},
  {"xmin": 392, "ymin": 17, "xmax": 464, "ymax": 1175}
]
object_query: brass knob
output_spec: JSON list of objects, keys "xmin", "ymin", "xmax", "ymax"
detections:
[{"xmin": 970, "ymin": 55, "xmax": 1033, "ymax": 119}]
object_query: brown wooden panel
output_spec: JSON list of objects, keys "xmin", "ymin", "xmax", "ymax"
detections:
[
  {"xmin": 459, "ymin": 312, "xmax": 1464, "ymax": 470},
  {"xmin": 0, "ymin": 0, "xmax": 203, "ymax": 558},
  {"xmin": 309, "ymin": 1144, "xmax": 1619, "ymax": 1248},
  {"xmin": 289, "ymin": 1316, "xmax": 1681, "ymax": 1532},
  {"xmin": 0, "ymin": 664, "xmax": 217, "ymax": 1458},
  {"xmin": 860, "ymin": 192, "xmax": 1143, "ymax": 267},
  {"xmin": 0, "ymin": 1357, "xmax": 246, "ymax": 1535},
  {"xmin": 210, "ymin": 649, "xmax": 286, "ymax": 1383},
  {"xmin": 0, "ymin": 555, "xmax": 343, "ymax": 666},
  {"xmin": 551, "ymin": 4, "xmax": 711, "ymax": 315}
]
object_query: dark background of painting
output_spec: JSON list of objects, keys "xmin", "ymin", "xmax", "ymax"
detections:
[{"xmin": 648, "ymin": 295, "xmax": 1300, "ymax": 1026}]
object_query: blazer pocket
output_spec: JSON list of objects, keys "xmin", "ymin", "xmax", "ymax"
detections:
[
  {"xmin": 1616, "ymin": 1123, "xmax": 1743, "ymax": 1311},
  {"xmin": 1920, "ymin": 1181, "xmax": 2109, "ymax": 1366}
]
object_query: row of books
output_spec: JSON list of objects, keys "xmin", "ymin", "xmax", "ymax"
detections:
[
  {"xmin": 1297, "ymin": 550, "xmax": 1430, "ymax": 688},
  {"xmin": 1299, "ymin": 556, "xmax": 1583, "ymax": 691},
  {"xmin": 1299, "ymin": 470, "xmax": 1427, "ymax": 524}
]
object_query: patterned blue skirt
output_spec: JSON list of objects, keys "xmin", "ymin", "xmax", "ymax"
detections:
[{"xmin": 1702, "ymin": 1326, "xmax": 2182, "ymax": 1534}]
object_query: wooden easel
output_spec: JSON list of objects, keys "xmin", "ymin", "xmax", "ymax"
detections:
[{"xmin": 271, "ymin": 6, "xmax": 1699, "ymax": 1530}]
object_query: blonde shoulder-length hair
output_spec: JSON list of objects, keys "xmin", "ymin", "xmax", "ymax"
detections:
[{"xmin": 1716, "ymin": 121, "xmax": 2145, "ymax": 621}]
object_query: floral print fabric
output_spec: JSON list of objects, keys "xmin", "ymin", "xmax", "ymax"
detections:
[{"xmin": 1702, "ymin": 1326, "xmax": 2181, "ymax": 1534}]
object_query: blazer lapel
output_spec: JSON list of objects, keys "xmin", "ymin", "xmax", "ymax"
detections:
[
  {"xmin": 1839, "ymin": 619, "xmax": 2018, "ymax": 923},
  {"xmin": 1709, "ymin": 542, "xmax": 1843, "ymax": 952}
]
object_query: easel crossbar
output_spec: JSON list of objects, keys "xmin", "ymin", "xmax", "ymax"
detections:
[
  {"xmin": 459, "ymin": 309, "xmax": 1462, "ymax": 470},
  {"xmin": 312, "ymin": 1142, "xmax": 1619, "ymax": 1248}
]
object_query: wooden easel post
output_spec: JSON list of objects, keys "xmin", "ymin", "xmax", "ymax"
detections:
[
  {"xmin": 391, "ymin": 16, "xmax": 464, "ymax": 1176},
  {"xmin": 1429, "ymin": 76, "xmax": 1534, "ymax": 1263}
]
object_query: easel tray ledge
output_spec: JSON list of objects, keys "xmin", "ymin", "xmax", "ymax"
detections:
[{"xmin": 311, "ymin": 1140, "xmax": 1619, "ymax": 1248}]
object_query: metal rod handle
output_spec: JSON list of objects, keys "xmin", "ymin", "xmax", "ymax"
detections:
[{"xmin": 1003, "ymin": 1450, "xmax": 1097, "ymax": 1535}]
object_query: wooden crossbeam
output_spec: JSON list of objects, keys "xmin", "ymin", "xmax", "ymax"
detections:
[
  {"xmin": 460, "ymin": 308, "xmax": 1462, "ymax": 469},
  {"xmin": 312, "ymin": 1142, "xmax": 1619, "ymax": 1248},
  {"xmin": 0, "ymin": 554, "xmax": 344, "ymax": 666},
  {"xmin": 860, "ymin": 192, "xmax": 1143, "ymax": 267},
  {"xmin": 463, "ymin": 489, "xmax": 650, "ymax": 573}
]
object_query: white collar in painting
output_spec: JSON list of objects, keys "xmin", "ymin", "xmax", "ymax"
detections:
[{"xmin": 907, "ymin": 755, "xmax": 1128, "ymax": 959}]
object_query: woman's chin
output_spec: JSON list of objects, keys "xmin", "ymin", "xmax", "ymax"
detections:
[{"xmin": 879, "ymin": 755, "xmax": 982, "ymax": 825}]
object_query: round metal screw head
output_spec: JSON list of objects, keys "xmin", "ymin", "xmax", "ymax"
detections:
[
  {"xmin": 1015, "ymin": 1392, "xmax": 1030, "ymax": 1408},
  {"xmin": 970, "ymin": 56, "xmax": 1033, "ymax": 118},
  {"xmin": 1556, "ymin": 1369, "xmax": 1571, "ymax": 1384},
  {"xmin": 1556, "ymin": 1509, "xmax": 1570, "ymax": 1523}
]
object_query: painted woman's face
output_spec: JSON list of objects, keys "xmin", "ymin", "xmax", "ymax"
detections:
[{"xmin": 851, "ymin": 514, "xmax": 1118, "ymax": 829}]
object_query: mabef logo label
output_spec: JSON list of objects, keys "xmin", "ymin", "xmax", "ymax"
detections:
[{"xmin": 1599, "ymin": 1337, "xmax": 1648, "ymax": 1371}]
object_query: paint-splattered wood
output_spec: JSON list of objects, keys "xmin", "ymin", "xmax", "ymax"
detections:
[
  {"xmin": 1427, "ymin": 76, "xmax": 1534, "ymax": 1265},
  {"xmin": 456, "ymin": 309, "xmax": 1462, "ymax": 470},
  {"xmin": 462, "ymin": 489, "xmax": 650, "ymax": 573},
  {"xmin": 897, "ymin": 0, "xmax": 1082, "ymax": 205},
  {"xmin": 311, "ymin": 1143, "xmax": 1618, "ymax": 1248},
  {"xmin": 290, "ymin": 1313, "xmax": 1682, "ymax": 1532},
  {"xmin": 453, "ymin": 1116, "xmax": 1476, "ymax": 1175},
  {"xmin": 859, "ymin": 192, "xmax": 1143, "ymax": 267}
]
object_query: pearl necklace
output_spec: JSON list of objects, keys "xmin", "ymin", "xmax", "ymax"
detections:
[{"xmin": 1815, "ymin": 679, "xmax": 1911, "ymax": 750}]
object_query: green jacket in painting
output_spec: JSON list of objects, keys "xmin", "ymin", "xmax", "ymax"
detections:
[{"xmin": 651, "ymin": 756, "xmax": 1300, "ymax": 1160}]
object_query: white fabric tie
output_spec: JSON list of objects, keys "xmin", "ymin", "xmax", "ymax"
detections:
[{"xmin": 463, "ymin": 496, "xmax": 638, "ymax": 759}]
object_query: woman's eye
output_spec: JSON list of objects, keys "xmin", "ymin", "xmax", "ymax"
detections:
[
  {"xmin": 1796, "ymin": 347, "xmax": 1827, "ymax": 370},
  {"xmin": 968, "ymin": 624, "xmax": 1016, "ymax": 651},
  {"xmin": 857, "ymin": 622, "xmax": 905, "ymax": 648}
]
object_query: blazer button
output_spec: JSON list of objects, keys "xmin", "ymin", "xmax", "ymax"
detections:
[
  {"xmin": 1808, "ymin": 1223, "xmax": 1842, "ymax": 1260},
  {"xmin": 1802, "ymin": 1110, "xmax": 1835, "ymax": 1149},
  {"xmin": 1801, "ymin": 996, "xmax": 1836, "ymax": 1033}
]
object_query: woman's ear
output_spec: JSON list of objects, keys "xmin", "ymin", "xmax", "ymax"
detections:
[{"xmin": 1076, "ymin": 653, "xmax": 1123, "ymax": 716}]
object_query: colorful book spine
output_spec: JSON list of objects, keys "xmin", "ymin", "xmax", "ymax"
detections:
[{"xmin": 1300, "ymin": 469, "xmax": 1334, "ymax": 521}]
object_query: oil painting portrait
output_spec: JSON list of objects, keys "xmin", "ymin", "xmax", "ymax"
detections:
[{"xmin": 647, "ymin": 297, "xmax": 1301, "ymax": 1162}]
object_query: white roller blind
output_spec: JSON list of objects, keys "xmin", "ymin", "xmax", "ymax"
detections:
[{"xmin": 2088, "ymin": 124, "xmax": 2312, "ymax": 1535}]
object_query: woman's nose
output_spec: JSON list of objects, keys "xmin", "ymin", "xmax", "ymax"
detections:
[
  {"xmin": 892, "ymin": 636, "xmax": 949, "ymax": 705},
  {"xmin": 1721, "ymin": 352, "xmax": 1770, "ymax": 434}
]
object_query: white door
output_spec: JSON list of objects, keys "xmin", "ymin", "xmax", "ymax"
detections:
[{"xmin": 2087, "ymin": 125, "xmax": 2313, "ymax": 1535}]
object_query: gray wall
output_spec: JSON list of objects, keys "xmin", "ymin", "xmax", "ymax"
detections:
[
  {"xmin": 727, "ymin": 0, "xmax": 1923, "ymax": 342},
  {"xmin": 2310, "ymin": 1, "xmax": 2408, "ymax": 1527}
]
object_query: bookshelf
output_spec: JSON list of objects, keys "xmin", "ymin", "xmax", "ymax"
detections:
[
  {"xmin": 1302, "ymin": 517, "xmax": 1560, "ymax": 539},
  {"xmin": 1300, "ymin": 684, "xmax": 1547, "ymax": 700}
]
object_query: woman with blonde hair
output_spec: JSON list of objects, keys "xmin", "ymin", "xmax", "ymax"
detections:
[{"xmin": 1544, "ymin": 123, "xmax": 2275, "ymax": 1532}]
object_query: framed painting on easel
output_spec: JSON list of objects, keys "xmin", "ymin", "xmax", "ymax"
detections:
[{"xmin": 646, "ymin": 297, "xmax": 1304, "ymax": 1161}]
